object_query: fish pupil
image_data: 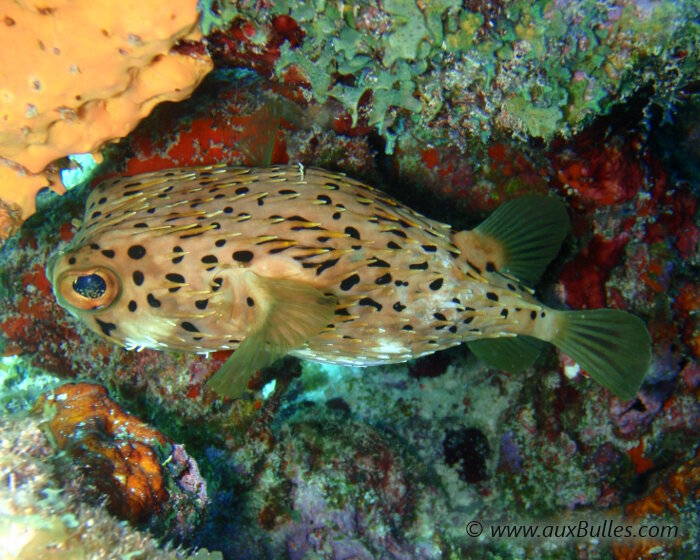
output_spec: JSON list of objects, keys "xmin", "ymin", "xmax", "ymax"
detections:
[{"xmin": 72, "ymin": 274, "xmax": 106, "ymax": 299}]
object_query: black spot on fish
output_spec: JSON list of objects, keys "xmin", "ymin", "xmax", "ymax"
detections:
[
  {"xmin": 335, "ymin": 307, "xmax": 351, "ymax": 316},
  {"xmin": 387, "ymin": 229, "xmax": 408, "ymax": 239},
  {"xmin": 429, "ymin": 278, "xmax": 443, "ymax": 291},
  {"xmin": 452, "ymin": 298, "xmax": 461, "ymax": 304},
  {"xmin": 89, "ymin": 243, "xmax": 100, "ymax": 250},
  {"xmin": 317, "ymin": 236, "xmax": 330, "ymax": 243},
  {"xmin": 215, "ymin": 239, "xmax": 226, "ymax": 247},
  {"xmin": 486, "ymin": 292, "xmax": 499, "ymax": 302},
  {"xmin": 181, "ymin": 321, "xmax": 199, "ymax": 332},
  {"xmin": 133, "ymin": 223, "xmax": 148, "ymax": 229},
  {"xmin": 340, "ymin": 274, "xmax": 360, "ymax": 291},
  {"xmin": 91, "ymin": 211, "xmax": 102, "ymax": 219},
  {"xmin": 375, "ymin": 273, "xmax": 392, "ymax": 285},
  {"xmin": 369, "ymin": 258, "xmax": 390, "ymax": 268},
  {"xmin": 507, "ymin": 283, "xmax": 516, "ymax": 291},
  {"xmin": 212, "ymin": 278, "xmax": 223, "ymax": 292},
  {"xmin": 467, "ymin": 260, "xmax": 482, "ymax": 275},
  {"xmin": 270, "ymin": 245, "xmax": 293, "ymax": 254},
  {"xmin": 345, "ymin": 226, "xmax": 360, "ymax": 240},
  {"xmin": 147, "ymin": 208, "xmax": 156, "ymax": 214},
  {"xmin": 233, "ymin": 250, "xmax": 254, "ymax": 263},
  {"xmin": 147, "ymin": 294, "xmax": 161, "ymax": 308},
  {"xmin": 332, "ymin": 212, "xmax": 342, "ymax": 220},
  {"xmin": 434, "ymin": 312, "xmax": 447, "ymax": 321},
  {"xmin": 211, "ymin": 222, "xmax": 221, "ymax": 230},
  {"xmin": 68, "ymin": 257, "xmax": 76, "ymax": 265},
  {"xmin": 317, "ymin": 194, "xmax": 331, "ymax": 204},
  {"xmin": 501, "ymin": 309, "xmax": 509, "ymax": 318},
  {"xmin": 172, "ymin": 246, "xmax": 184, "ymax": 264},
  {"xmin": 246, "ymin": 297, "xmax": 254, "ymax": 307},
  {"xmin": 422, "ymin": 244, "xmax": 437, "ymax": 253},
  {"xmin": 128, "ymin": 300, "xmax": 137, "ymax": 312},
  {"xmin": 128, "ymin": 245, "xmax": 146, "ymax": 260},
  {"xmin": 449, "ymin": 326, "xmax": 458, "ymax": 333},
  {"xmin": 530, "ymin": 311, "xmax": 537, "ymax": 320},
  {"xmin": 195, "ymin": 299, "xmax": 208, "ymax": 310},
  {"xmin": 387, "ymin": 241, "xmax": 402, "ymax": 250},
  {"xmin": 359, "ymin": 297, "xmax": 382, "ymax": 311},
  {"xmin": 98, "ymin": 197, "xmax": 107, "ymax": 205},
  {"xmin": 541, "ymin": 311, "xmax": 546, "ymax": 318},
  {"xmin": 393, "ymin": 302, "xmax": 406, "ymax": 312},
  {"xmin": 201, "ymin": 255, "xmax": 218, "ymax": 264},
  {"xmin": 317, "ymin": 257, "xmax": 340, "ymax": 276},
  {"xmin": 325, "ymin": 182, "xmax": 340, "ymax": 190},
  {"xmin": 486, "ymin": 262, "xmax": 496, "ymax": 272},
  {"xmin": 224, "ymin": 206, "xmax": 234, "ymax": 214},
  {"xmin": 95, "ymin": 318, "xmax": 117, "ymax": 337},
  {"xmin": 292, "ymin": 223, "xmax": 324, "ymax": 231},
  {"xmin": 409, "ymin": 261, "xmax": 428, "ymax": 270},
  {"xmin": 463, "ymin": 317, "xmax": 474, "ymax": 324},
  {"xmin": 279, "ymin": 189, "xmax": 297, "ymax": 195},
  {"xmin": 132, "ymin": 271, "xmax": 144, "ymax": 286},
  {"xmin": 235, "ymin": 186, "xmax": 249, "ymax": 195},
  {"xmin": 402, "ymin": 325, "xmax": 413, "ymax": 331},
  {"xmin": 166, "ymin": 273, "xmax": 185, "ymax": 283}
]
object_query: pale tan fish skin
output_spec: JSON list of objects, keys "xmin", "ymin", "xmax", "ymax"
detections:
[{"xmin": 48, "ymin": 165, "xmax": 555, "ymax": 368}]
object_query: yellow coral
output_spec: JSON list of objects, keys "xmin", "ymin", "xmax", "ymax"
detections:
[{"xmin": 0, "ymin": 0, "xmax": 213, "ymax": 237}]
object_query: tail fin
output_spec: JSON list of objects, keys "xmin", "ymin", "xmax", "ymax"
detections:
[{"xmin": 550, "ymin": 309, "xmax": 651, "ymax": 400}]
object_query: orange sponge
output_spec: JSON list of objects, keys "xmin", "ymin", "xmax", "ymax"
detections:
[{"xmin": 0, "ymin": 0, "xmax": 213, "ymax": 238}]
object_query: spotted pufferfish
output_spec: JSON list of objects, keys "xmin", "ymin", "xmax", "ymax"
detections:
[{"xmin": 48, "ymin": 164, "xmax": 651, "ymax": 399}]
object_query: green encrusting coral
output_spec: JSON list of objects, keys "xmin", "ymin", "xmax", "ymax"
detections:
[{"xmin": 199, "ymin": 0, "xmax": 699, "ymax": 152}]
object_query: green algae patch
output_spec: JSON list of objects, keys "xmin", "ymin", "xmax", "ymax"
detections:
[{"xmin": 504, "ymin": 97, "xmax": 565, "ymax": 139}]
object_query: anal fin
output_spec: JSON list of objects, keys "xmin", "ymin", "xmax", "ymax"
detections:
[
  {"xmin": 207, "ymin": 274, "xmax": 337, "ymax": 398},
  {"xmin": 468, "ymin": 335, "xmax": 546, "ymax": 372}
]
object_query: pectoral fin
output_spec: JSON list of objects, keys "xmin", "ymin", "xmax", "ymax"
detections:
[{"xmin": 207, "ymin": 274, "xmax": 337, "ymax": 398}]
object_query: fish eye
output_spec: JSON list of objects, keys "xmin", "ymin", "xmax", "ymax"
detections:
[
  {"xmin": 72, "ymin": 273, "xmax": 107, "ymax": 299},
  {"xmin": 56, "ymin": 266, "xmax": 121, "ymax": 312}
]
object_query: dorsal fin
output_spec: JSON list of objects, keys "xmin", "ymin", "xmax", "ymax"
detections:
[
  {"xmin": 206, "ymin": 272, "xmax": 336, "ymax": 398},
  {"xmin": 238, "ymin": 97, "xmax": 303, "ymax": 166},
  {"xmin": 453, "ymin": 196, "xmax": 569, "ymax": 286}
]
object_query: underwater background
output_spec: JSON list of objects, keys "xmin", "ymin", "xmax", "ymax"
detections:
[{"xmin": 0, "ymin": 1, "xmax": 698, "ymax": 559}]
